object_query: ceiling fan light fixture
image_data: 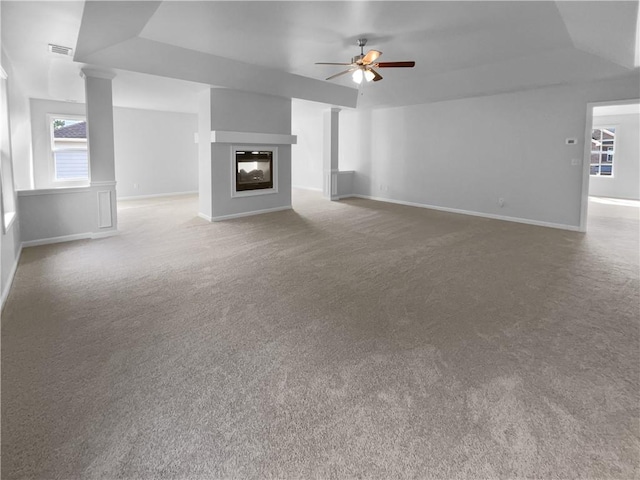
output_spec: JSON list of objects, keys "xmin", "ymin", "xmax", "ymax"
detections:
[
  {"xmin": 352, "ymin": 69, "xmax": 364, "ymax": 84},
  {"xmin": 364, "ymin": 69, "xmax": 375, "ymax": 82},
  {"xmin": 319, "ymin": 38, "xmax": 415, "ymax": 84}
]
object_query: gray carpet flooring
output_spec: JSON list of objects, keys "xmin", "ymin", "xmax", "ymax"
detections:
[{"xmin": 2, "ymin": 190, "xmax": 639, "ymax": 479}]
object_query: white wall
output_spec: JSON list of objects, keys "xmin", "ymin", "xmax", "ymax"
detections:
[
  {"xmin": 28, "ymin": 99, "xmax": 198, "ymax": 197},
  {"xmin": 340, "ymin": 108, "xmax": 372, "ymax": 195},
  {"xmin": 113, "ymin": 107, "xmax": 197, "ymax": 198},
  {"xmin": 589, "ymin": 111, "xmax": 639, "ymax": 200},
  {"xmin": 5, "ymin": 60, "xmax": 32, "ymax": 191},
  {"xmin": 291, "ymin": 99, "xmax": 324, "ymax": 191},
  {"xmin": 340, "ymin": 73, "xmax": 640, "ymax": 229}
]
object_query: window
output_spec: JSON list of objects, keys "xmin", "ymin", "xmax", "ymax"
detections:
[
  {"xmin": 590, "ymin": 127, "xmax": 615, "ymax": 176},
  {"xmin": 49, "ymin": 115, "xmax": 89, "ymax": 182},
  {"xmin": 0, "ymin": 66, "xmax": 16, "ymax": 232}
]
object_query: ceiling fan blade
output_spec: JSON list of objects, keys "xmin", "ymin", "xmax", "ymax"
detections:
[
  {"xmin": 361, "ymin": 49, "xmax": 382, "ymax": 65},
  {"xmin": 370, "ymin": 68, "xmax": 383, "ymax": 82},
  {"xmin": 315, "ymin": 62, "xmax": 352, "ymax": 65},
  {"xmin": 377, "ymin": 61, "xmax": 415, "ymax": 68},
  {"xmin": 325, "ymin": 68, "xmax": 357, "ymax": 81}
]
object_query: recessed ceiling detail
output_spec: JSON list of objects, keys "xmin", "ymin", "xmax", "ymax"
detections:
[{"xmin": 2, "ymin": 1, "xmax": 639, "ymax": 111}]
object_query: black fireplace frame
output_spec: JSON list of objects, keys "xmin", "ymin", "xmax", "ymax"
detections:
[{"xmin": 232, "ymin": 146, "xmax": 278, "ymax": 197}]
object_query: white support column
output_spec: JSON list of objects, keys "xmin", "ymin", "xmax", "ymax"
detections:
[
  {"xmin": 196, "ymin": 88, "xmax": 213, "ymax": 221},
  {"xmin": 323, "ymin": 107, "xmax": 340, "ymax": 200},
  {"xmin": 81, "ymin": 68, "xmax": 118, "ymax": 233}
]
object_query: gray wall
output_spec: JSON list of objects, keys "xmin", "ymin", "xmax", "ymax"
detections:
[
  {"xmin": 590, "ymin": 112, "xmax": 639, "ymax": 200},
  {"xmin": 29, "ymin": 99, "xmax": 198, "ymax": 197},
  {"xmin": 207, "ymin": 88, "xmax": 292, "ymax": 220},
  {"xmin": 340, "ymin": 73, "xmax": 640, "ymax": 229},
  {"xmin": 18, "ymin": 188, "xmax": 97, "ymax": 242}
]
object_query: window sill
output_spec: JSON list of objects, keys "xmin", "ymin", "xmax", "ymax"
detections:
[
  {"xmin": 3, "ymin": 211, "xmax": 16, "ymax": 233},
  {"xmin": 18, "ymin": 186, "xmax": 92, "ymax": 196}
]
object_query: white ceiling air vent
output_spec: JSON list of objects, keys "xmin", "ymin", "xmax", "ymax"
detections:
[{"xmin": 48, "ymin": 44, "xmax": 73, "ymax": 56}]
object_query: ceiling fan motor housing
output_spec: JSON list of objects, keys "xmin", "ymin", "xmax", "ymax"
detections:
[{"xmin": 352, "ymin": 55, "xmax": 365, "ymax": 64}]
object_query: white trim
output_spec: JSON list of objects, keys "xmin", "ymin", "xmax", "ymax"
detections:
[
  {"xmin": 211, "ymin": 131, "xmax": 297, "ymax": 145},
  {"xmin": 80, "ymin": 68, "xmax": 116, "ymax": 80},
  {"xmin": 349, "ymin": 194, "xmax": 581, "ymax": 232},
  {"xmin": 197, "ymin": 212, "xmax": 213, "ymax": 222},
  {"xmin": 232, "ymin": 188, "xmax": 278, "ymax": 198},
  {"xmin": 118, "ymin": 190, "xmax": 197, "ymax": 201},
  {"xmin": 22, "ymin": 230, "xmax": 118, "ymax": 248},
  {"xmin": 3, "ymin": 211, "xmax": 16, "ymax": 232},
  {"xmin": 91, "ymin": 180, "xmax": 117, "ymax": 187},
  {"xmin": 18, "ymin": 186, "xmax": 91, "ymax": 196},
  {"xmin": 211, "ymin": 205, "xmax": 292, "ymax": 222},
  {"xmin": 292, "ymin": 185, "xmax": 323, "ymax": 192},
  {"xmin": 17, "ymin": 184, "xmax": 117, "ymax": 197},
  {"xmin": 91, "ymin": 230, "xmax": 118, "ymax": 240},
  {"xmin": 97, "ymin": 190, "xmax": 113, "ymax": 228},
  {"xmin": 1, "ymin": 243, "xmax": 22, "ymax": 311}
]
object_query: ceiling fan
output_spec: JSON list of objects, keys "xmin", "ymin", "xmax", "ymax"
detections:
[{"xmin": 316, "ymin": 38, "xmax": 415, "ymax": 84}]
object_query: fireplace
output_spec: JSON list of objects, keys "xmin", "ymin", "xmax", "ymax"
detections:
[
  {"xmin": 235, "ymin": 150, "xmax": 273, "ymax": 191},
  {"xmin": 233, "ymin": 147, "xmax": 277, "ymax": 197}
]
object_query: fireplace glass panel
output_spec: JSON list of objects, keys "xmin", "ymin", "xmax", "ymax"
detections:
[{"xmin": 236, "ymin": 150, "xmax": 273, "ymax": 191}]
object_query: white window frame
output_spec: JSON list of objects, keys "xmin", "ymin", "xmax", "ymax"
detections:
[
  {"xmin": 231, "ymin": 145, "xmax": 278, "ymax": 198},
  {"xmin": 0, "ymin": 65, "xmax": 16, "ymax": 233},
  {"xmin": 590, "ymin": 125, "xmax": 617, "ymax": 178},
  {"xmin": 48, "ymin": 113, "xmax": 90, "ymax": 186}
]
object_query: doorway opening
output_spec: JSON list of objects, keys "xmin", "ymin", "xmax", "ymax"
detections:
[{"xmin": 580, "ymin": 99, "xmax": 640, "ymax": 231}]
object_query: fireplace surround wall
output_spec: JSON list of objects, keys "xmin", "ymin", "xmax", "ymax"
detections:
[{"xmin": 198, "ymin": 88, "xmax": 297, "ymax": 222}]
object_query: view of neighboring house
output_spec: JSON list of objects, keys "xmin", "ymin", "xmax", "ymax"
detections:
[
  {"xmin": 590, "ymin": 127, "xmax": 615, "ymax": 176},
  {"xmin": 51, "ymin": 119, "xmax": 88, "ymax": 181}
]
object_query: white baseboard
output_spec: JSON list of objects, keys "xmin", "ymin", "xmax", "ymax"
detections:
[
  {"xmin": 22, "ymin": 230, "xmax": 118, "ymax": 248},
  {"xmin": 118, "ymin": 190, "xmax": 198, "ymax": 201},
  {"xmin": 292, "ymin": 185, "xmax": 323, "ymax": 192},
  {"xmin": 1, "ymin": 243, "xmax": 22, "ymax": 311},
  {"xmin": 92, "ymin": 230, "xmax": 119, "ymax": 240},
  {"xmin": 349, "ymin": 194, "xmax": 581, "ymax": 232},
  {"xmin": 197, "ymin": 212, "xmax": 213, "ymax": 222},
  {"xmin": 211, "ymin": 205, "xmax": 292, "ymax": 222}
]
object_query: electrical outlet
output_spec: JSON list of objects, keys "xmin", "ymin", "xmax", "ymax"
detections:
[
  {"xmin": 571, "ymin": 158, "xmax": 581, "ymax": 166},
  {"xmin": 133, "ymin": 183, "xmax": 139, "ymax": 189},
  {"xmin": 498, "ymin": 197, "xmax": 505, "ymax": 207}
]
